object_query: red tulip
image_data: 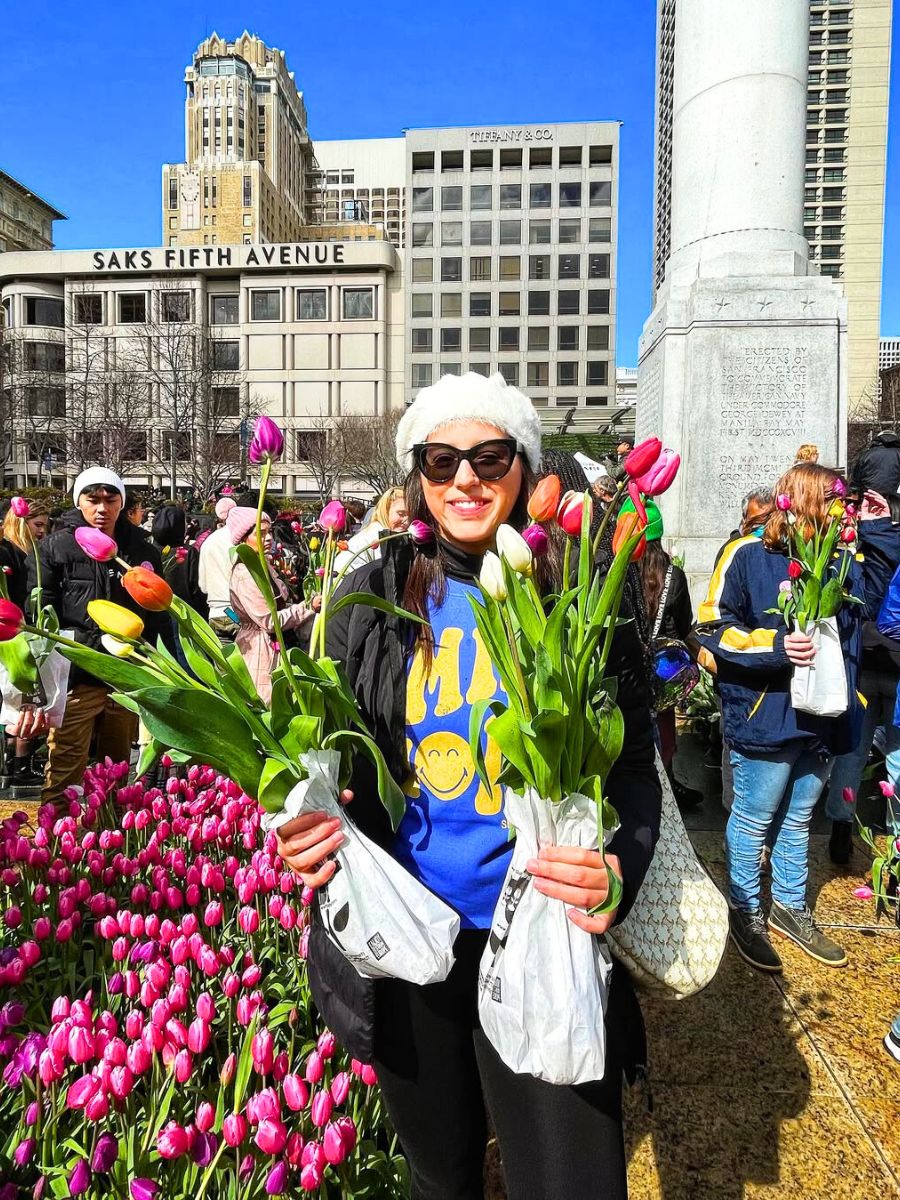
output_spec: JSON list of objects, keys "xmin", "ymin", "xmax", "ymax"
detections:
[
  {"xmin": 121, "ymin": 568, "xmax": 173, "ymax": 613},
  {"xmin": 624, "ymin": 437, "xmax": 662, "ymax": 479},
  {"xmin": 787, "ymin": 560, "xmax": 802, "ymax": 580},
  {"xmin": 556, "ymin": 491, "xmax": 591, "ymax": 536},
  {"xmin": 0, "ymin": 600, "xmax": 25, "ymax": 642}
]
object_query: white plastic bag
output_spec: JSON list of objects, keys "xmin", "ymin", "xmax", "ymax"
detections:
[
  {"xmin": 264, "ymin": 750, "xmax": 459, "ymax": 985},
  {"xmin": 478, "ymin": 787, "xmax": 614, "ymax": 1085},
  {"xmin": 0, "ymin": 647, "xmax": 71, "ymax": 730},
  {"xmin": 790, "ymin": 616, "xmax": 848, "ymax": 717}
]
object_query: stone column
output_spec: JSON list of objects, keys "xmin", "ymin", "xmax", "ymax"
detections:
[{"xmin": 637, "ymin": 0, "xmax": 848, "ymax": 602}]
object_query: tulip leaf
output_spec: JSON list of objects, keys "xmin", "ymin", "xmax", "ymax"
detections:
[
  {"xmin": 136, "ymin": 736, "xmax": 163, "ymax": 779},
  {"xmin": 128, "ymin": 686, "xmax": 265, "ymax": 796},
  {"xmin": 326, "ymin": 590, "xmax": 427, "ymax": 625},
  {"xmin": 819, "ymin": 577, "xmax": 844, "ymax": 619},
  {"xmin": 258, "ymin": 758, "xmax": 302, "ymax": 814},
  {"xmin": 469, "ymin": 697, "xmax": 506, "ymax": 790},
  {"xmin": 222, "ymin": 641, "xmax": 261, "ymax": 702},
  {"xmin": 177, "ymin": 628, "xmax": 225, "ymax": 692},
  {"xmin": 233, "ymin": 1012, "xmax": 258, "ymax": 1113},
  {"xmin": 322, "ymin": 728, "xmax": 406, "ymax": 831},
  {"xmin": 0, "ymin": 635, "xmax": 39, "ymax": 693},
  {"xmin": 54, "ymin": 638, "xmax": 165, "ymax": 692},
  {"xmin": 281, "ymin": 715, "xmax": 323, "ymax": 761}
]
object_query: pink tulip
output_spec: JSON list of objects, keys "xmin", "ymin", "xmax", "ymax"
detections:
[
  {"xmin": 335, "ymin": 1116, "xmax": 357, "ymax": 1154},
  {"xmin": 10, "ymin": 496, "xmax": 30, "ymax": 518},
  {"xmin": 319, "ymin": 500, "xmax": 346, "ymax": 532},
  {"xmin": 196, "ymin": 992, "xmax": 215, "ymax": 1023},
  {"xmin": 196, "ymin": 1102, "xmax": 215, "ymax": 1134},
  {"xmin": 157, "ymin": 1121, "xmax": 190, "ymax": 1159},
  {"xmin": 248, "ymin": 416, "xmax": 285, "ymax": 465},
  {"xmin": 174, "ymin": 1049, "xmax": 193, "ymax": 1083},
  {"xmin": 220, "ymin": 1052, "xmax": 237, "ymax": 1086},
  {"xmin": 330, "ymin": 1071, "xmax": 351, "ymax": 1106},
  {"xmin": 238, "ymin": 905, "xmax": 259, "ymax": 934},
  {"xmin": 223, "ymin": 1114, "xmax": 248, "ymax": 1147},
  {"xmin": 187, "ymin": 1018, "xmax": 211, "ymax": 1054},
  {"xmin": 775, "ymin": 493, "xmax": 792, "ymax": 512},
  {"xmin": 252, "ymin": 1028, "xmax": 275, "ymax": 1075},
  {"xmin": 74, "ymin": 526, "xmax": 118, "ymax": 562},
  {"xmin": 203, "ymin": 900, "xmax": 223, "ymax": 927},
  {"xmin": 67, "ymin": 1074, "xmax": 100, "ymax": 1110},
  {"xmin": 69, "ymin": 1026, "xmax": 95, "ymax": 1064},
  {"xmin": 304, "ymin": 1049, "xmax": 324, "ymax": 1084},
  {"xmin": 283, "ymin": 1072, "xmax": 310, "ymax": 1111},
  {"xmin": 842, "ymin": 787, "xmax": 855, "ymax": 806},
  {"xmin": 323, "ymin": 1121, "xmax": 350, "ymax": 1165},
  {"xmin": 853, "ymin": 886, "xmax": 874, "ymax": 900},
  {"xmin": 633, "ymin": 448, "xmax": 680, "ymax": 497},
  {"xmin": 310, "ymin": 1089, "xmax": 334, "ymax": 1127},
  {"xmin": 255, "ymin": 1118, "xmax": 288, "ymax": 1156},
  {"xmin": 408, "ymin": 519, "xmax": 435, "ymax": 546},
  {"xmin": 879, "ymin": 779, "xmax": 896, "ymax": 798}
]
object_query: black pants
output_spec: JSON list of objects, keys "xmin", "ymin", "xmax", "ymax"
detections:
[{"xmin": 373, "ymin": 930, "xmax": 627, "ymax": 1200}]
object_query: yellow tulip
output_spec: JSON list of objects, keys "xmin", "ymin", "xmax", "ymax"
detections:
[
  {"xmin": 87, "ymin": 600, "xmax": 144, "ymax": 641},
  {"xmin": 828, "ymin": 499, "xmax": 845, "ymax": 519},
  {"xmin": 309, "ymin": 537, "xmax": 320, "ymax": 551}
]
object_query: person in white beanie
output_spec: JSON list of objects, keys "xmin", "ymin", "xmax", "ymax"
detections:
[
  {"xmin": 198, "ymin": 496, "xmax": 240, "ymax": 635},
  {"xmin": 22, "ymin": 466, "xmax": 170, "ymax": 809}
]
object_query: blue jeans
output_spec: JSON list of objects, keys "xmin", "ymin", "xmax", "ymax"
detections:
[
  {"xmin": 727, "ymin": 743, "xmax": 833, "ymax": 912},
  {"xmin": 824, "ymin": 668, "xmax": 900, "ymax": 822}
]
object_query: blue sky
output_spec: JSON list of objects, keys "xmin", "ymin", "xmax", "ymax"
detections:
[{"xmin": 4, "ymin": 0, "xmax": 898, "ymax": 364}]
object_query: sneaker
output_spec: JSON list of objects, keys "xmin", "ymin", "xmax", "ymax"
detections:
[
  {"xmin": 885, "ymin": 1028, "xmax": 900, "ymax": 1063},
  {"xmin": 829, "ymin": 820, "xmax": 853, "ymax": 866},
  {"xmin": 768, "ymin": 901, "xmax": 848, "ymax": 967},
  {"xmin": 729, "ymin": 906, "xmax": 783, "ymax": 973}
]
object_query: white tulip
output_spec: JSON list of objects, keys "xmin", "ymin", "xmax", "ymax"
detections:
[
  {"xmin": 100, "ymin": 634, "xmax": 134, "ymax": 659},
  {"xmin": 479, "ymin": 552, "xmax": 508, "ymax": 601},
  {"xmin": 495, "ymin": 524, "xmax": 534, "ymax": 576}
]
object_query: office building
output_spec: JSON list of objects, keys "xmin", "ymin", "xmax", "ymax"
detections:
[
  {"xmin": 880, "ymin": 334, "xmax": 900, "ymax": 405},
  {"xmin": 0, "ymin": 239, "xmax": 403, "ymax": 494},
  {"xmin": 404, "ymin": 121, "xmax": 618, "ymax": 429},
  {"xmin": 0, "ymin": 171, "xmax": 65, "ymax": 252},
  {"xmin": 162, "ymin": 33, "xmax": 317, "ymax": 248},
  {"xmin": 310, "ymin": 139, "xmax": 407, "ymax": 249},
  {"xmin": 651, "ymin": 0, "xmax": 893, "ymax": 422}
]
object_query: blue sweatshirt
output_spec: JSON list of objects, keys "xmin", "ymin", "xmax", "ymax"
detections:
[{"xmin": 697, "ymin": 519, "xmax": 900, "ymax": 755}]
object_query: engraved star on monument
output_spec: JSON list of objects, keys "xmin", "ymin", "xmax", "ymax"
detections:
[
  {"xmin": 714, "ymin": 298, "xmax": 730, "ymax": 311},
  {"xmin": 800, "ymin": 298, "xmax": 815, "ymax": 312},
  {"xmin": 757, "ymin": 298, "xmax": 773, "ymax": 312}
]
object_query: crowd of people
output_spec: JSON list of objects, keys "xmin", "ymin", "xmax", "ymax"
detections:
[{"xmin": 2, "ymin": 378, "xmax": 900, "ymax": 1195}]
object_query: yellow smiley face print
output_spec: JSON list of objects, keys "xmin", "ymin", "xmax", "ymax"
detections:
[{"xmin": 413, "ymin": 733, "xmax": 473, "ymax": 801}]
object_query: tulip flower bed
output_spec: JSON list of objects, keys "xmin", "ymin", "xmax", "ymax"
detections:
[{"xmin": 0, "ymin": 761, "xmax": 407, "ymax": 1198}]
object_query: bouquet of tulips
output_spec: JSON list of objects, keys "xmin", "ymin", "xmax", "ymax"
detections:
[
  {"xmin": 0, "ymin": 761, "xmax": 407, "ymax": 1197},
  {"xmin": 468, "ymin": 437, "xmax": 679, "ymax": 1086},
  {"xmin": 769, "ymin": 480, "xmax": 858, "ymax": 716}
]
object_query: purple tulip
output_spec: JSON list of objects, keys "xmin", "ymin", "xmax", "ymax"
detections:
[
  {"xmin": 265, "ymin": 1162, "xmax": 289, "ymax": 1195},
  {"xmin": 249, "ymin": 416, "xmax": 284, "ymax": 464},
  {"xmin": 191, "ymin": 1131, "xmax": 219, "ymax": 1168},
  {"xmin": 521, "ymin": 523, "xmax": 549, "ymax": 557},
  {"xmin": 91, "ymin": 1132, "xmax": 119, "ymax": 1174},
  {"xmin": 830, "ymin": 476, "xmax": 848, "ymax": 498},
  {"xmin": 130, "ymin": 1181, "xmax": 160, "ymax": 1200},
  {"xmin": 408, "ymin": 519, "xmax": 435, "ymax": 546},
  {"xmin": 68, "ymin": 1160, "xmax": 91, "ymax": 1196},
  {"xmin": 13, "ymin": 1137, "xmax": 36, "ymax": 1166}
]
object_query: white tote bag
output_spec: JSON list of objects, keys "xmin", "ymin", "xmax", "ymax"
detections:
[
  {"xmin": 477, "ymin": 787, "xmax": 614, "ymax": 1086},
  {"xmin": 789, "ymin": 616, "xmax": 848, "ymax": 717},
  {"xmin": 0, "ymin": 647, "xmax": 71, "ymax": 730},
  {"xmin": 265, "ymin": 750, "xmax": 459, "ymax": 986}
]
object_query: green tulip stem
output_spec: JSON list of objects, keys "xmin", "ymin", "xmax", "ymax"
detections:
[
  {"xmin": 196, "ymin": 1138, "xmax": 228, "ymax": 1200},
  {"xmin": 501, "ymin": 604, "xmax": 532, "ymax": 722}
]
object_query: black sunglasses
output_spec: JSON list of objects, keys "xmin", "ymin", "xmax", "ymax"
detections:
[{"xmin": 413, "ymin": 438, "xmax": 520, "ymax": 484}]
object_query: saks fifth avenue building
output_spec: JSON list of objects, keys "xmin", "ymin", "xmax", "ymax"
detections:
[{"xmin": 0, "ymin": 238, "xmax": 403, "ymax": 495}]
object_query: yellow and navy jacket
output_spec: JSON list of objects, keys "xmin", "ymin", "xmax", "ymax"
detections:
[{"xmin": 696, "ymin": 519, "xmax": 900, "ymax": 755}]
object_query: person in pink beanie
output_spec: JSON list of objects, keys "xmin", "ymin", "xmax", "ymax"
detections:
[{"xmin": 226, "ymin": 507, "xmax": 320, "ymax": 703}]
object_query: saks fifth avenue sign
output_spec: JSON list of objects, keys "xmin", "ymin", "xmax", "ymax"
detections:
[
  {"xmin": 90, "ymin": 243, "xmax": 347, "ymax": 272},
  {"xmin": 469, "ymin": 128, "xmax": 554, "ymax": 143}
]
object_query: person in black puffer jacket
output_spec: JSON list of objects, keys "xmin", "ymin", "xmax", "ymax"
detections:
[
  {"xmin": 151, "ymin": 505, "xmax": 209, "ymax": 620},
  {"xmin": 24, "ymin": 468, "xmax": 169, "ymax": 809},
  {"xmin": 851, "ymin": 429, "xmax": 900, "ymax": 497}
]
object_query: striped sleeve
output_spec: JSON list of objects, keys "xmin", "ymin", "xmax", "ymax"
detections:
[{"xmin": 696, "ymin": 538, "xmax": 790, "ymax": 671}]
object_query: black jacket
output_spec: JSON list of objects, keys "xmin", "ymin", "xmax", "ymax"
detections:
[
  {"xmin": 308, "ymin": 537, "xmax": 662, "ymax": 1065},
  {"xmin": 654, "ymin": 562, "xmax": 693, "ymax": 642},
  {"xmin": 851, "ymin": 432, "xmax": 900, "ymax": 497},
  {"xmin": 0, "ymin": 540, "xmax": 28, "ymax": 612},
  {"xmin": 28, "ymin": 509, "xmax": 169, "ymax": 689}
]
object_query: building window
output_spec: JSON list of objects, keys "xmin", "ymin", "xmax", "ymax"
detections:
[
  {"xmin": 251, "ymin": 290, "xmax": 281, "ymax": 321},
  {"xmin": 343, "ymin": 287, "xmax": 375, "ymax": 320},
  {"xmin": 243, "ymin": 175, "xmax": 252, "ymax": 206},
  {"xmin": 73, "ymin": 294, "xmax": 103, "ymax": 325},
  {"xmin": 210, "ymin": 294, "xmax": 239, "ymax": 324},
  {"xmin": 297, "ymin": 430, "xmax": 327, "ymax": 462},
  {"xmin": 412, "ymin": 258, "xmax": 434, "ymax": 282},
  {"xmin": 25, "ymin": 385, "xmax": 66, "ymax": 417},
  {"xmin": 586, "ymin": 325, "xmax": 610, "ymax": 350},
  {"xmin": 470, "ymin": 149, "xmax": 493, "ymax": 171},
  {"xmin": 529, "ymin": 182, "xmax": 551, "ymax": 208},
  {"xmin": 440, "ymin": 362, "xmax": 461, "ymax": 377},
  {"xmin": 441, "ymin": 328, "xmax": 461, "ymax": 353},
  {"xmin": 558, "ymin": 327, "xmax": 579, "ymax": 351},
  {"xmin": 441, "ymin": 293, "xmax": 462, "ymax": 318},
  {"xmin": 558, "ymin": 219, "xmax": 582, "ymax": 244},
  {"xmin": 527, "ymin": 362, "xmax": 549, "ymax": 388},
  {"xmin": 469, "ymin": 256, "xmax": 491, "ymax": 282},
  {"xmin": 412, "ymin": 363, "xmax": 433, "ymax": 389},
  {"xmin": 411, "ymin": 152, "xmax": 434, "ymax": 173},
  {"xmin": 118, "ymin": 294, "xmax": 147, "ymax": 324},
  {"xmin": 470, "ymin": 292, "xmax": 491, "ymax": 317},
  {"xmin": 442, "ymin": 221, "xmax": 463, "ymax": 246},
  {"xmin": 557, "ymin": 362, "xmax": 578, "ymax": 387},
  {"xmin": 412, "ymin": 223, "xmax": 434, "ymax": 247},
  {"xmin": 589, "ymin": 180, "xmax": 612, "ymax": 206},
  {"xmin": 412, "ymin": 187, "xmax": 434, "ymax": 213},
  {"xmin": 499, "ymin": 220, "xmax": 521, "ymax": 245},
  {"xmin": 558, "ymin": 291, "xmax": 580, "ymax": 316},
  {"xmin": 211, "ymin": 341, "xmax": 239, "ymax": 370},
  {"xmin": 24, "ymin": 342, "xmax": 65, "ymax": 371},
  {"xmin": 559, "ymin": 254, "xmax": 580, "ymax": 279},
  {"xmin": 588, "ymin": 289, "xmax": 610, "ymax": 314},
  {"xmin": 589, "ymin": 217, "xmax": 612, "ymax": 242},
  {"xmin": 530, "ymin": 147, "xmax": 552, "ymax": 168},
  {"xmin": 527, "ymin": 326, "xmax": 549, "ymax": 351},
  {"xmin": 500, "ymin": 184, "xmax": 522, "ymax": 210},
  {"xmin": 442, "ymin": 185, "xmax": 463, "ymax": 211},
  {"xmin": 169, "ymin": 177, "xmax": 178, "ymax": 209},
  {"xmin": 590, "ymin": 144, "xmax": 612, "ymax": 165},
  {"xmin": 161, "ymin": 291, "xmax": 191, "ymax": 323},
  {"xmin": 498, "ymin": 327, "xmax": 519, "ymax": 351},
  {"xmin": 411, "ymin": 328, "xmax": 433, "ymax": 353},
  {"xmin": 499, "ymin": 148, "xmax": 523, "ymax": 169},
  {"xmin": 296, "ymin": 288, "xmax": 328, "ymax": 320},
  {"xmin": 499, "ymin": 255, "xmax": 521, "ymax": 280},
  {"xmin": 528, "ymin": 291, "xmax": 550, "ymax": 316},
  {"xmin": 470, "ymin": 362, "xmax": 490, "ymax": 377},
  {"xmin": 470, "ymin": 220, "xmax": 492, "ymax": 246},
  {"xmin": 498, "ymin": 362, "xmax": 519, "ymax": 386},
  {"xmin": 470, "ymin": 184, "xmax": 492, "ymax": 209},
  {"xmin": 529, "ymin": 219, "xmax": 551, "ymax": 244},
  {"xmin": 24, "ymin": 296, "xmax": 64, "ymax": 327},
  {"xmin": 529, "ymin": 254, "xmax": 551, "ymax": 280},
  {"xmin": 411, "ymin": 294, "xmax": 433, "ymax": 318},
  {"xmin": 589, "ymin": 254, "xmax": 610, "ymax": 279},
  {"xmin": 469, "ymin": 327, "xmax": 491, "ymax": 352},
  {"xmin": 498, "ymin": 292, "xmax": 521, "ymax": 317},
  {"xmin": 559, "ymin": 182, "xmax": 582, "ymax": 207},
  {"xmin": 442, "ymin": 150, "xmax": 464, "ymax": 172},
  {"xmin": 212, "ymin": 386, "xmax": 240, "ymax": 416},
  {"xmin": 441, "ymin": 257, "xmax": 463, "ymax": 282},
  {"xmin": 559, "ymin": 146, "xmax": 582, "ymax": 167},
  {"xmin": 587, "ymin": 362, "xmax": 608, "ymax": 386}
]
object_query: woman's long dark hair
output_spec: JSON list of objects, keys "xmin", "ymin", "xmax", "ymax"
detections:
[{"xmin": 639, "ymin": 541, "xmax": 672, "ymax": 630}]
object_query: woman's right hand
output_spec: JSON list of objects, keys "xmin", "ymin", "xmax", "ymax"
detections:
[
  {"xmin": 784, "ymin": 631, "xmax": 816, "ymax": 666},
  {"xmin": 275, "ymin": 790, "xmax": 352, "ymax": 889}
]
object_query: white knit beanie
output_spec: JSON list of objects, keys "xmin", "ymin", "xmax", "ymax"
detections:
[
  {"xmin": 72, "ymin": 467, "xmax": 126, "ymax": 505},
  {"xmin": 395, "ymin": 372, "xmax": 542, "ymax": 474}
]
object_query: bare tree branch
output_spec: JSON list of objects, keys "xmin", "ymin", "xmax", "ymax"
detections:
[{"xmin": 330, "ymin": 410, "xmax": 404, "ymax": 497}]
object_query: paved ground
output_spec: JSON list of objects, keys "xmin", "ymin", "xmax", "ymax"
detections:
[{"xmin": 3, "ymin": 733, "xmax": 899, "ymax": 1199}]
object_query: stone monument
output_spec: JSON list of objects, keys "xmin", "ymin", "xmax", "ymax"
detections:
[{"xmin": 637, "ymin": 0, "xmax": 847, "ymax": 600}]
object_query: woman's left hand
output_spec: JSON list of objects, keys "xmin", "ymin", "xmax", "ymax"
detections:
[
  {"xmin": 859, "ymin": 490, "xmax": 890, "ymax": 521},
  {"xmin": 526, "ymin": 847, "xmax": 622, "ymax": 934}
]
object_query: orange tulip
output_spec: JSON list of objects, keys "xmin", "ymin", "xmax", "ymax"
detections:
[
  {"xmin": 612, "ymin": 509, "xmax": 647, "ymax": 562},
  {"xmin": 121, "ymin": 567, "xmax": 174, "ymax": 612},
  {"xmin": 527, "ymin": 475, "xmax": 562, "ymax": 523}
]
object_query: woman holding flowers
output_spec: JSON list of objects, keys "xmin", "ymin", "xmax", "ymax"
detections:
[
  {"xmin": 697, "ymin": 463, "xmax": 899, "ymax": 973},
  {"xmin": 277, "ymin": 373, "xmax": 661, "ymax": 1200}
]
